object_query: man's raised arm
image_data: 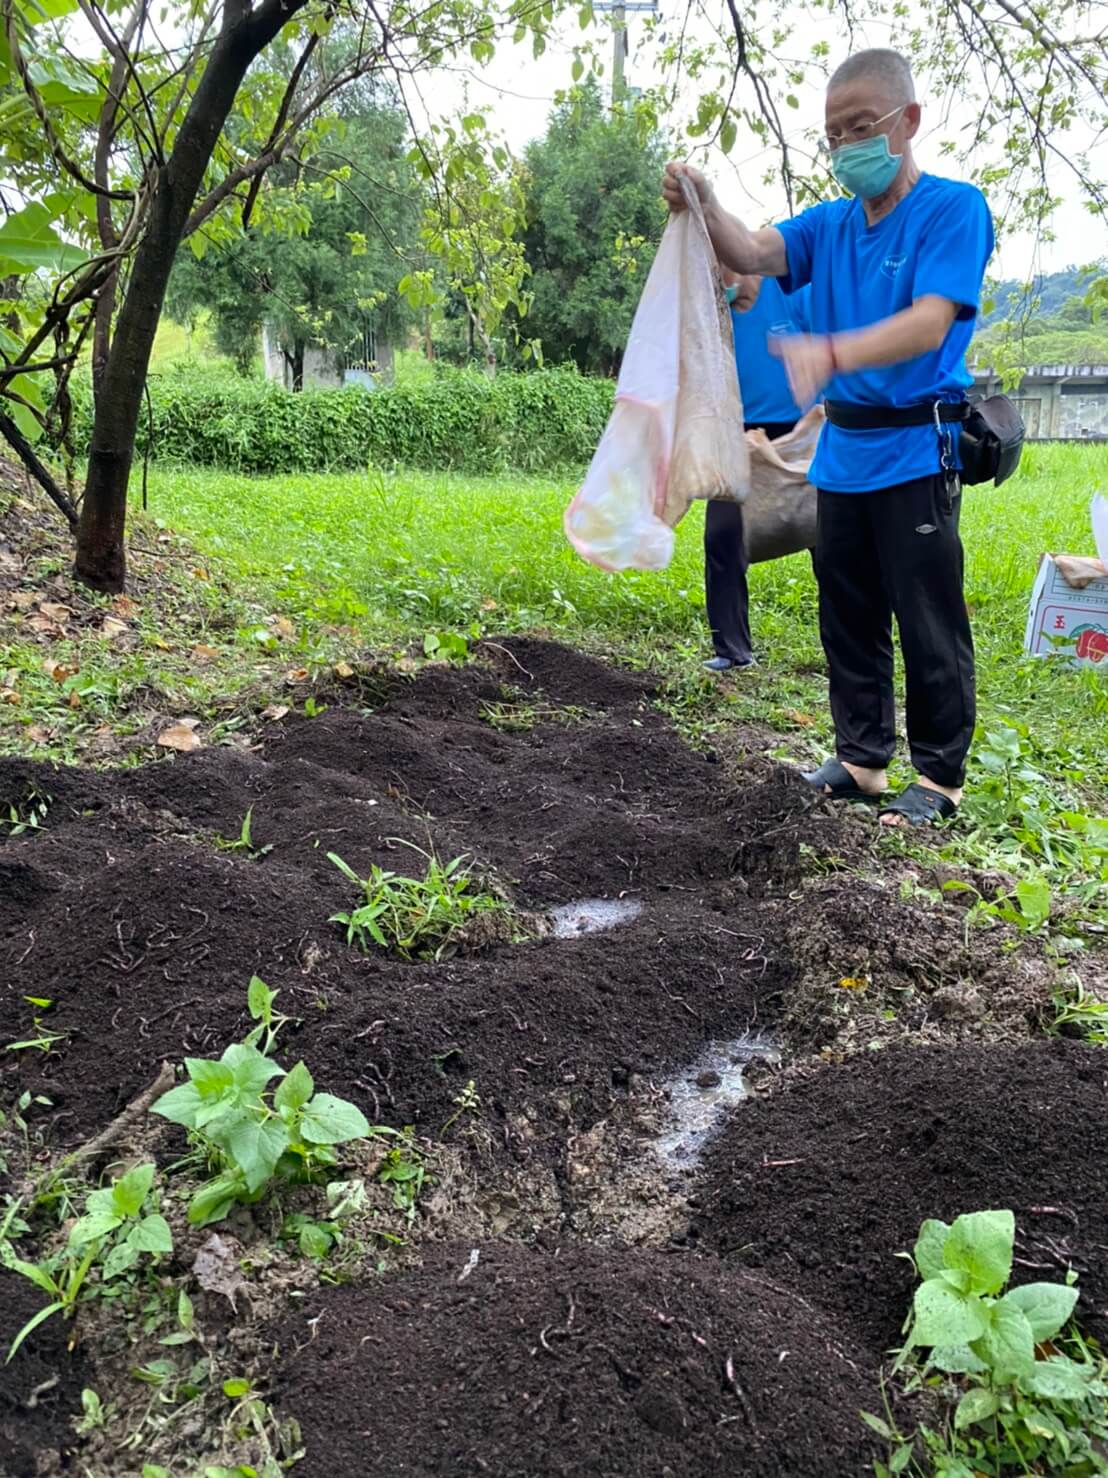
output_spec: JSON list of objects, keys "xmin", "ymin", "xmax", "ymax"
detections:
[{"xmin": 662, "ymin": 163, "xmax": 788, "ymax": 279}]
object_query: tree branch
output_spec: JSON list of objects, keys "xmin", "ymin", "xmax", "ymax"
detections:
[
  {"xmin": 1, "ymin": 0, "xmax": 135, "ymax": 202},
  {"xmin": 184, "ymin": 39, "xmax": 387, "ymax": 239},
  {"xmin": 0, "ymin": 407, "xmax": 79, "ymax": 528},
  {"xmin": 241, "ymin": 31, "xmax": 321, "ymax": 227},
  {"xmin": 78, "ymin": 0, "xmax": 163, "ymax": 164}
]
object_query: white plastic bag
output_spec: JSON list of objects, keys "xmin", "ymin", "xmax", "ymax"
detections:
[{"xmin": 564, "ymin": 182, "xmax": 749, "ymax": 572}]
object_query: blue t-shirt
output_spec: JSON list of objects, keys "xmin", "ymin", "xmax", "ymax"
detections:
[
  {"xmin": 776, "ymin": 174, "xmax": 994, "ymax": 492},
  {"xmin": 731, "ymin": 280, "xmax": 810, "ymax": 426}
]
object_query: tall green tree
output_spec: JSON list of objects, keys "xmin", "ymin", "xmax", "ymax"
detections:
[
  {"xmin": 167, "ymin": 101, "xmax": 422, "ymax": 386},
  {"xmin": 521, "ymin": 81, "xmax": 667, "ymax": 376}
]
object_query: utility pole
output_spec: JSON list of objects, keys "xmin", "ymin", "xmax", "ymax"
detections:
[
  {"xmin": 612, "ymin": 1, "xmax": 626, "ymax": 101},
  {"xmin": 594, "ymin": 0, "xmax": 655, "ymax": 107}
]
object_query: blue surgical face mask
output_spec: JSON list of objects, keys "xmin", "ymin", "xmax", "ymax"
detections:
[
  {"xmin": 724, "ymin": 283, "xmax": 739, "ymax": 305},
  {"xmin": 830, "ymin": 131, "xmax": 903, "ymax": 200}
]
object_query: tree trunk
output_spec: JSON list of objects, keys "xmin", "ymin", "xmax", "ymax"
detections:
[
  {"xmin": 75, "ymin": 0, "xmax": 309, "ymax": 592},
  {"xmin": 292, "ymin": 341, "xmax": 304, "ymax": 392}
]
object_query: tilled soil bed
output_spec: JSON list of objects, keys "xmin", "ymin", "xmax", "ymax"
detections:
[{"xmin": 0, "ymin": 638, "xmax": 1090, "ymax": 1477}]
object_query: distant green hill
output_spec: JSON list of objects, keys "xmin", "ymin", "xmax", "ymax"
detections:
[
  {"xmin": 980, "ymin": 266, "xmax": 1096, "ymax": 325},
  {"xmin": 973, "ymin": 264, "xmax": 1108, "ymax": 368}
]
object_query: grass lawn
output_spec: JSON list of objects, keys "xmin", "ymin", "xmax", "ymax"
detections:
[
  {"xmin": 3, "ymin": 442, "xmax": 1107, "ymax": 947},
  {"xmin": 147, "ymin": 442, "xmax": 1108, "ymax": 757}
]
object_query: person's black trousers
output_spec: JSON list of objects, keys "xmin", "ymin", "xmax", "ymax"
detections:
[
  {"xmin": 704, "ymin": 419, "xmax": 797, "ymax": 663},
  {"xmin": 814, "ymin": 473, "xmax": 976, "ymax": 789}
]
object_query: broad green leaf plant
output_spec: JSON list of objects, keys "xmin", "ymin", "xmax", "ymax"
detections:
[
  {"xmin": 151, "ymin": 979, "xmax": 377, "ymax": 1226},
  {"xmin": 866, "ymin": 1208, "xmax": 1108, "ymax": 1476}
]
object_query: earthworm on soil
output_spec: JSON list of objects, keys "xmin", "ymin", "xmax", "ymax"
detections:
[
  {"xmin": 23, "ymin": 1374, "xmax": 59, "ymax": 1408},
  {"xmin": 724, "ymin": 1353, "xmax": 757, "ymax": 1430},
  {"xmin": 481, "ymin": 641, "xmax": 534, "ymax": 680}
]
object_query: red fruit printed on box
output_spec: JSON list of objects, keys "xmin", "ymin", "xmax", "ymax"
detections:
[{"xmin": 1072, "ymin": 625, "xmax": 1108, "ymax": 663}]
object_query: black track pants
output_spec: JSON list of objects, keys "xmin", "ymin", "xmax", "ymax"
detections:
[
  {"xmin": 814, "ymin": 473, "xmax": 976, "ymax": 789},
  {"xmin": 704, "ymin": 419, "xmax": 797, "ymax": 662}
]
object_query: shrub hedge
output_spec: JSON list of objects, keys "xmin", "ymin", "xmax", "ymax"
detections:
[{"xmin": 71, "ymin": 365, "xmax": 615, "ymax": 475}]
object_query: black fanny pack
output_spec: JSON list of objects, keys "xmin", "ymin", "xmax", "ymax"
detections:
[{"xmin": 824, "ymin": 395, "xmax": 1025, "ymax": 487}]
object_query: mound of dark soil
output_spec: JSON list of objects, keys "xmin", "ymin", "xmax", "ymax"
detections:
[
  {"xmin": 272, "ymin": 1241, "xmax": 885, "ymax": 1478},
  {"xmin": 0, "ymin": 641, "xmax": 809, "ymax": 1151},
  {"xmin": 692, "ymin": 1040, "xmax": 1108, "ymax": 1350},
  {"xmin": 0, "ymin": 1271, "xmax": 87, "ymax": 1476},
  {"xmin": 774, "ymin": 876, "xmax": 1053, "ymax": 1053},
  {"xmin": 0, "ymin": 641, "xmax": 1059, "ymax": 1166}
]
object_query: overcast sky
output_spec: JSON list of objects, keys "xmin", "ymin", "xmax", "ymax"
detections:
[{"xmin": 409, "ymin": 4, "xmax": 1102, "ymax": 283}]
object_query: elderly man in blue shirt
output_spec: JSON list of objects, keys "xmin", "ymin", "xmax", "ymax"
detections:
[
  {"xmin": 665, "ymin": 46, "xmax": 993, "ymax": 827},
  {"xmin": 704, "ymin": 270, "xmax": 811, "ymax": 673}
]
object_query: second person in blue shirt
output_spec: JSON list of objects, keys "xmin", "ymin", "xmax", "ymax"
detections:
[{"xmin": 704, "ymin": 271, "xmax": 811, "ymax": 672}]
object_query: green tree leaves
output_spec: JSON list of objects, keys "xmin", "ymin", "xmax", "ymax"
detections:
[{"xmin": 519, "ymin": 78, "xmax": 667, "ymax": 375}]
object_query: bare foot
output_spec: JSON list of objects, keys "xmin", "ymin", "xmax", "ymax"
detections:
[
  {"xmin": 879, "ymin": 776, "xmax": 963, "ymax": 827},
  {"xmin": 838, "ymin": 762, "xmax": 889, "ymax": 798}
]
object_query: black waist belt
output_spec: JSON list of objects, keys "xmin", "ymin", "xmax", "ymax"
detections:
[{"xmin": 824, "ymin": 399, "xmax": 969, "ymax": 430}]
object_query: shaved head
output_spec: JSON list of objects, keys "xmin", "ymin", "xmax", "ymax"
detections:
[{"xmin": 829, "ymin": 48, "xmax": 915, "ymax": 107}]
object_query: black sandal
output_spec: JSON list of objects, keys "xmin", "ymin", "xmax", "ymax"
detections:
[
  {"xmin": 801, "ymin": 757, "xmax": 882, "ymax": 804},
  {"xmin": 879, "ymin": 783, "xmax": 958, "ymax": 827}
]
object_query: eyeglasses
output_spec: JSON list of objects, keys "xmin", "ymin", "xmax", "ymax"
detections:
[{"xmin": 822, "ymin": 105, "xmax": 906, "ymax": 153}]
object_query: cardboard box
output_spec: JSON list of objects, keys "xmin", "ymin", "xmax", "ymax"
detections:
[{"xmin": 1024, "ymin": 554, "xmax": 1108, "ymax": 665}]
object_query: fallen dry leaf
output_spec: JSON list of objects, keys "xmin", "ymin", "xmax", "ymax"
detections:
[
  {"xmin": 260, "ymin": 704, "xmax": 289, "ymax": 721},
  {"xmin": 333, "ymin": 661, "xmax": 355, "ymax": 680},
  {"xmin": 272, "ymin": 616, "xmax": 296, "ymax": 640},
  {"xmin": 11, "ymin": 591, "xmax": 35, "ymax": 611},
  {"xmin": 111, "ymin": 594, "xmax": 137, "ymax": 618},
  {"xmin": 191, "ymin": 644, "xmax": 220, "ymax": 661},
  {"xmin": 100, "ymin": 616, "xmax": 128, "ymax": 639},
  {"xmin": 837, "ymin": 975, "xmax": 870, "ymax": 993},
  {"xmin": 284, "ymin": 667, "xmax": 309, "ymax": 683},
  {"xmin": 192, "ymin": 566, "xmax": 209, "ymax": 580},
  {"xmin": 67, "ymin": 690, "xmax": 81, "ymax": 709},
  {"xmin": 193, "ymin": 1233, "xmax": 246, "ymax": 1308},
  {"xmin": 481, "ymin": 598, "xmax": 499, "ymax": 611},
  {"xmin": 26, "ymin": 614, "xmax": 60, "ymax": 635},
  {"xmin": 157, "ymin": 721, "xmax": 203, "ymax": 753},
  {"xmin": 0, "ymin": 688, "xmax": 20, "ymax": 705},
  {"xmin": 39, "ymin": 602, "xmax": 72, "ymax": 623},
  {"xmin": 43, "ymin": 661, "xmax": 77, "ymax": 683},
  {"xmin": 784, "ymin": 709, "xmax": 814, "ymax": 727},
  {"xmin": 26, "ymin": 725, "xmax": 51, "ymax": 744}
]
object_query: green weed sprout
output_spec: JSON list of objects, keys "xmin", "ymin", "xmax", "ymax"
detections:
[
  {"xmin": 1, "ymin": 1163, "xmax": 172, "ymax": 1362},
  {"xmin": 328, "ymin": 845, "xmax": 508, "ymax": 961}
]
